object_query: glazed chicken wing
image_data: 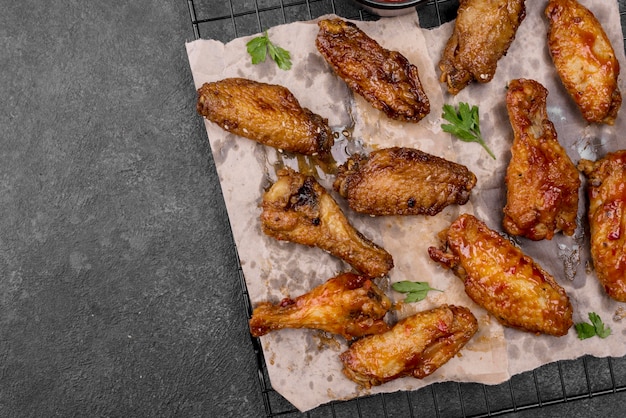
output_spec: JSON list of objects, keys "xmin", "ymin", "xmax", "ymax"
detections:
[
  {"xmin": 249, "ymin": 272, "xmax": 391, "ymax": 340},
  {"xmin": 428, "ymin": 214, "xmax": 573, "ymax": 336},
  {"xmin": 439, "ymin": 0, "xmax": 526, "ymax": 95},
  {"xmin": 261, "ymin": 167, "xmax": 394, "ymax": 277},
  {"xmin": 339, "ymin": 305, "xmax": 477, "ymax": 388},
  {"xmin": 196, "ymin": 77, "xmax": 334, "ymax": 158},
  {"xmin": 333, "ymin": 147, "xmax": 477, "ymax": 216},
  {"xmin": 546, "ymin": 0, "xmax": 621, "ymax": 125},
  {"xmin": 315, "ymin": 18, "xmax": 430, "ymax": 123},
  {"xmin": 578, "ymin": 151, "xmax": 626, "ymax": 301},
  {"xmin": 503, "ymin": 79, "xmax": 580, "ymax": 240}
]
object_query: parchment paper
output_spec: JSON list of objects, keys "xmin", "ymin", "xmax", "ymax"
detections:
[{"xmin": 186, "ymin": 0, "xmax": 626, "ymax": 412}]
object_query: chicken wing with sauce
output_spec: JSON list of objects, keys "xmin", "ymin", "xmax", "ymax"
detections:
[
  {"xmin": 578, "ymin": 151, "xmax": 626, "ymax": 301},
  {"xmin": 261, "ymin": 167, "xmax": 394, "ymax": 278},
  {"xmin": 315, "ymin": 18, "xmax": 430, "ymax": 123},
  {"xmin": 503, "ymin": 79, "xmax": 580, "ymax": 240},
  {"xmin": 439, "ymin": 0, "xmax": 526, "ymax": 95},
  {"xmin": 428, "ymin": 214, "xmax": 573, "ymax": 336},
  {"xmin": 340, "ymin": 305, "xmax": 477, "ymax": 388},
  {"xmin": 546, "ymin": 0, "xmax": 621, "ymax": 125},
  {"xmin": 333, "ymin": 147, "xmax": 476, "ymax": 216},
  {"xmin": 196, "ymin": 77, "xmax": 334, "ymax": 158},
  {"xmin": 249, "ymin": 272, "xmax": 391, "ymax": 340}
]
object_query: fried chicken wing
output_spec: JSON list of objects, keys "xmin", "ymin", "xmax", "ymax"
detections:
[
  {"xmin": 339, "ymin": 305, "xmax": 477, "ymax": 388},
  {"xmin": 546, "ymin": 0, "xmax": 621, "ymax": 125},
  {"xmin": 333, "ymin": 147, "xmax": 477, "ymax": 216},
  {"xmin": 261, "ymin": 167, "xmax": 394, "ymax": 277},
  {"xmin": 249, "ymin": 272, "xmax": 391, "ymax": 340},
  {"xmin": 428, "ymin": 214, "xmax": 573, "ymax": 336},
  {"xmin": 503, "ymin": 79, "xmax": 580, "ymax": 240},
  {"xmin": 315, "ymin": 18, "xmax": 430, "ymax": 123},
  {"xmin": 439, "ymin": 0, "xmax": 526, "ymax": 95},
  {"xmin": 196, "ymin": 77, "xmax": 334, "ymax": 157},
  {"xmin": 578, "ymin": 151, "xmax": 626, "ymax": 301}
]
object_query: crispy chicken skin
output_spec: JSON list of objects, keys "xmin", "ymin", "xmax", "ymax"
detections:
[
  {"xmin": 315, "ymin": 18, "xmax": 430, "ymax": 123},
  {"xmin": 333, "ymin": 147, "xmax": 477, "ymax": 216},
  {"xmin": 428, "ymin": 214, "xmax": 573, "ymax": 336},
  {"xmin": 546, "ymin": 0, "xmax": 621, "ymax": 125},
  {"xmin": 578, "ymin": 151, "xmax": 626, "ymax": 301},
  {"xmin": 503, "ymin": 79, "xmax": 580, "ymax": 240},
  {"xmin": 249, "ymin": 272, "xmax": 391, "ymax": 340},
  {"xmin": 439, "ymin": 0, "xmax": 526, "ymax": 95},
  {"xmin": 339, "ymin": 305, "xmax": 477, "ymax": 388},
  {"xmin": 196, "ymin": 78, "xmax": 334, "ymax": 157},
  {"xmin": 261, "ymin": 167, "xmax": 394, "ymax": 278}
]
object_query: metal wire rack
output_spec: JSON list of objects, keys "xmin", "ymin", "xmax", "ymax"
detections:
[{"xmin": 187, "ymin": 1, "xmax": 626, "ymax": 416}]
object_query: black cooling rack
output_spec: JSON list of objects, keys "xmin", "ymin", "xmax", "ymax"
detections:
[{"xmin": 187, "ymin": 1, "xmax": 626, "ymax": 416}]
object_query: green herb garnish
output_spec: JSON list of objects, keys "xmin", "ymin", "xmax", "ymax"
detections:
[
  {"xmin": 441, "ymin": 102, "xmax": 496, "ymax": 159},
  {"xmin": 575, "ymin": 312, "xmax": 612, "ymax": 340},
  {"xmin": 392, "ymin": 281, "xmax": 442, "ymax": 303},
  {"xmin": 246, "ymin": 31, "xmax": 292, "ymax": 70}
]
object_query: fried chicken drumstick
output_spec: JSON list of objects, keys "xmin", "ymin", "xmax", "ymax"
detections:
[
  {"xmin": 196, "ymin": 77, "xmax": 334, "ymax": 158},
  {"xmin": 439, "ymin": 0, "xmax": 526, "ymax": 95},
  {"xmin": 333, "ymin": 147, "xmax": 477, "ymax": 216},
  {"xmin": 503, "ymin": 79, "xmax": 580, "ymax": 240},
  {"xmin": 340, "ymin": 305, "xmax": 477, "ymax": 388},
  {"xmin": 315, "ymin": 18, "xmax": 430, "ymax": 123},
  {"xmin": 249, "ymin": 272, "xmax": 391, "ymax": 340},
  {"xmin": 546, "ymin": 0, "xmax": 621, "ymax": 125},
  {"xmin": 261, "ymin": 167, "xmax": 394, "ymax": 278},
  {"xmin": 428, "ymin": 214, "xmax": 573, "ymax": 336},
  {"xmin": 578, "ymin": 151, "xmax": 626, "ymax": 302}
]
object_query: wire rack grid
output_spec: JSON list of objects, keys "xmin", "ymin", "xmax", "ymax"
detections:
[{"xmin": 187, "ymin": 1, "xmax": 626, "ymax": 417}]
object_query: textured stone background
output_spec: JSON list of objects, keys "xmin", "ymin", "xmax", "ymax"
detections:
[
  {"xmin": 0, "ymin": 1, "xmax": 262, "ymax": 416},
  {"xmin": 1, "ymin": 1, "xmax": 625, "ymax": 417}
]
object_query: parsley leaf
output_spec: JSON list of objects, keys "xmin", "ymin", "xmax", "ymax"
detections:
[
  {"xmin": 589, "ymin": 312, "xmax": 612, "ymax": 338},
  {"xmin": 267, "ymin": 41, "xmax": 292, "ymax": 71},
  {"xmin": 246, "ymin": 31, "xmax": 292, "ymax": 70},
  {"xmin": 574, "ymin": 322, "xmax": 597, "ymax": 339},
  {"xmin": 392, "ymin": 281, "xmax": 442, "ymax": 303},
  {"xmin": 441, "ymin": 102, "xmax": 496, "ymax": 159},
  {"xmin": 246, "ymin": 36, "xmax": 268, "ymax": 65},
  {"xmin": 575, "ymin": 312, "xmax": 612, "ymax": 340}
]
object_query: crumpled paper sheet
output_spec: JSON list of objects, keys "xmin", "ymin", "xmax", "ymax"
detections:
[{"xmin": 186, "ymin": 0, "xmax": 626, "ymax": 412}]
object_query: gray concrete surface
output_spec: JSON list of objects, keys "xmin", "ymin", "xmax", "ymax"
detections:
[
  {"xmin": 1, "ymin": 1, "xmax": 625, "ymax": 417},
  {"xmin": 0, "ymin": 1, "xmax": 263, "ymax": 416}
]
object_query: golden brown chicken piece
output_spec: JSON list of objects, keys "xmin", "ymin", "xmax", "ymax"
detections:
[
  {"xmin": 261, "ymin": 167, "xmax": 394, "ymax": 277},
  {"xmin": 339, "ymin": 305, "xmax": 477, "ymax": 388},
  {"xmin": 578, "ymin": 151, "xmax": 626, "ymax": 301},
  {"xmin": 546, "ymin": 0, "xmax": 621, "ymax": 125},
  {"xmin": 315, "ymin": 18, "xmax": 430, "ymax": 123},
  {"xmin": 196, "ymin": 78, "xmax": 334, "ymax": 158},
  {"xmin": 439, "ymin": 0, "xmax": 526, "ymax": 95},
  {"xmin": 503, "ymin": 79, "xmax": 580, "ymax": 240},
  {"xmin": 333, "ymin": 147, "xmax": 477, "ymax": 216},
  {"xmin": 428, "ymin": 214, "xmax": 573, "ymax": 336},
  {"xmin": 249, "ymin": 272, "xmax": 391, "ymax": 340}
]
